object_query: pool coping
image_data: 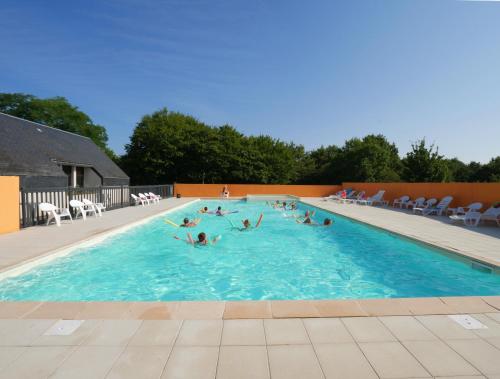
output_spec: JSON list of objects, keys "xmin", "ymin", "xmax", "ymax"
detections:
[
  {"xmin": 0, "ymin": 296, "xmax": 499, "ymax": 319},
  {"xmin": 1, "ymin": 196, "xmax": 499, "ymax": 320},
  {"xmin": 301, "ymin": 198, "xmax": 500, "ymax": 270}
]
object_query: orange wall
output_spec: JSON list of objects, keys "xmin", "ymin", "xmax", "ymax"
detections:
[
  {"xmin": 343, "ymin": 182, "xmax": 500, "ymax": 209},
  {"xmin": 174, "ymin": 184, "xmax": 342, "ymax": 198},
  {"xmin": 0, "ymin": 176, "xmax": 20, "ymax": 234}
]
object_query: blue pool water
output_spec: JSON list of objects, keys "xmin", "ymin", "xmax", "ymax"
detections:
[{"xmin": 0, "ymin": 200, "xmax": 499, "ymax": 301}]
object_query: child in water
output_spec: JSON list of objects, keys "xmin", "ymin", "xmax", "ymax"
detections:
[
  {"xmin": 240, "ymin": 213, "xmax": 264, "ymax": 230},
  {"xmin": 297, "ymin": 217, "xmax": 333, "ymax": 226},
  {"xmin": 180, "ymin": 218, "xmax": 200, "ymax": 227},
  {"xmin": 198, "ymin": 206, "xmax": 209, "ymax": 214},
  {"xmin": 174, "ymin": 232, "xmax": 220, "ymax": 245}
]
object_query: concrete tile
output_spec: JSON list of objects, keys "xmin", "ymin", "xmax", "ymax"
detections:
[
  {"xmin": 313, "ymin": 300, "xmax": 367, "ymax": 317},
  {"xmin": 469, "ymin": 314, "xmax": 500, "ymax": 338},
  {"xmin": 82, "ymin": 320, "xmax": 142, "ymax": 346},
  {"xmin": 0, "ymin": 346, "xmax": 74, "ymax": 379},
  {"xmin": 125, "ymin": 302, "xmax": 180, "ymax": 319},
  {"xmin": 358, "ymin": 299, "xmax": 412, "ymax": 316},
  {"xmin": 217, "ymin": 346, "xmax": 269, "ymax": 379},
  {"xmin": 315, "ymin": 343, "xmax": 377, "ymax": 379},
  {"xmin": 76, "ymin": 302, "xmax": 130, "ymax": 319},
  {"xmin": 434, "ymin": 376, "xmax": 485, "ymax": 379},
  {"xmin": 403, "ymin": 340, "xmax": 480, "ymax": 377},
  {"xmin": 264, "ymin": 319, "xmax": 310, "ymax": 345},
  {"xmin": 221, "ymin": 319, "xmax": 266, "ymax": 346},
  {"xmin": 268, "ymin": 345, "xmax": 324, "ymax": 379},
  {"xmin": 447, "ymin": 339, "xmax": 500, "ymax": 375},
  {"xmin": 342, "ymin": 317, "xmax": 396, "ymax": 342},
  {"xmin": 359, "ymin": 341, "xmax": 431, "ymax": 378},
  {"xmin": 441, "ymin": 297, "xmax": 497, "ymax": 313},
  {"xmin": 416, "ymin": 315, "xmax": 480, "ymax": 340},
  {"xmin": 32, "ymin": 319, "xmax": 100, "ymax": 346},
  {"xmin": 0, "ymin": 302, "xmax": 41, "ymax": 319},
  {"xmin": 50, "ymin": 346, "xmax": 124, "ymax": 379},
  {"xmin": 172, "ymin": 301, "xmax": 225, "ymax": 320},
  {"xmin": 271, "ymin": 300, "xmax": 320, "ymax": 318},
  {"xmin": 400, "ymin": 297, "xmax": 455, "ymax": 315},
  {"xmin": 161, "ymin": 346, "xmax": 219, "ymax": 379},
  {"xmin": 303, "ymin": 318, "xmax": 354, "ymax": 344},
  {"xmin": 23, "ymin": 302, "xmax": 86, "ymax": 319},
  {"xmin": 0, "ymin": 319, "xmax": 56, "ymax": 346},
  {"xmin": 486, "ymin": 337, "xmax": 500, "ymax": 349},
  {"xmin": 175, "ymin": 320, "xmax": 222, "ymax": 346},
  {"xmin": 0, "ymin": 346, "xmax": 26, "ymax": 370},
  {"xmin": 128, "ymin": 320, "xmax": 182, "ymax": 346},
  {"xmin": 486, "ymin": 313, "xmax": 500, "ymax": 324},
  {"xmin": 224, "ymin": 301, "xmax": 272, "ymax": 319},
  {"xmin": 482, "ymin": 296, "xmax": 500, "ymax": 311},
  {"xmin": 379, "ymin": 316, "xmax": 438, "ymax": 341},
  {"xmin": 106, "ymin": 346, "xmax": 172, "ymax": 379}
]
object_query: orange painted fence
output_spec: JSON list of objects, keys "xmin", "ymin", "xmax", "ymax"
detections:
[
  {"xmin": 174, "ymin": 182, "xmax": 500, "ymax": 209},
  {"xmin": 343, "ymin": 182, "xmax": 500, "ymax": 209},
  {"xmin": 0, "ymin": 176, "xmax": 20, "ymax": 234},
  {"xmin": 174, "ymin": 184, "xmax": 342, "ymax": 198}
]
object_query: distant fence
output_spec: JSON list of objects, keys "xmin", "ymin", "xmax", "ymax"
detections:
[
  {"xmin": 20, "ymin": 184, "xmax": 173, "ymax": 227},
  {"xmin": 174, "ymin": 184, "xmax": 343, "ymax": 198},
  {"xmin": 343, "ymin": 182, "xmax": 500, "ymax": 209}
]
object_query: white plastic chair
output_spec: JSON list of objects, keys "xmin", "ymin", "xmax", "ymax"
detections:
[
  {"xmin": 147, "ymin": 192, "xmax": 161, "ymax": 203},
  {"xmin": 422, "ymin": 196, "xmax": 453, "ymax": 216},
  {"xmin": 480, "ymin": 206, "xmax": 500, "ymax": 226},
  {"xmin": 405, "ymin": 197, "xmax": 425, "ymax": 209},
  {"xmin": 450, "ymin": 211, "xmax": 482, "ymax": 227},
  {"xmin": 392, "ymin": 195, "xmax": 410, "ymax": 208},
  {"xmin": 138, "ymin": 193, "xmax": 151, "ymax": 205},
  {"xmin": 413, "ymin": 198, "xmax": 437, "ymax": 214},
  {"xmin": 357, "ymin": 190, "xmax": 387, "ymax": 206},
  {"xmin": 70, "ymin": 199, "xmax": 91, "ymax": 221},
  {"xmin": 345, "ymin": 191, "xmax": 365, "ymax": 204},
  {"xmin": 83, "ymin": 199, "xmax": 103, "ymax": 217},
  {"xmin": 39, "ymin": 202, "xmax": 72, "ymax": 227},
  {"xmin": 131, "ymin": 194, "xmax": 144, "ymax": 206},
  {"xmin": 448, "ymin": 202, "xmax": 482, "ymax": 216}
]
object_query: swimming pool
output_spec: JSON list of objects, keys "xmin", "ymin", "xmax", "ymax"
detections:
[{"xmin": 0, "ymin": 199, "xmax": 499, "ymax": 301}]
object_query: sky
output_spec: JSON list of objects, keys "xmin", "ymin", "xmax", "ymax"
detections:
[{"xmin": 1, "ymin": 0, "xmax": 499, "ymax": 162}]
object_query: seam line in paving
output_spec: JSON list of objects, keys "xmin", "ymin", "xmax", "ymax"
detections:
[{"xmin": 301, "ymin": 318, "xmax": 326, "ymax": 379}]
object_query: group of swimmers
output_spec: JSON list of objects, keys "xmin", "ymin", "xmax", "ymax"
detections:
[
  {"xmin": 172, "ymin": 201, "xmax": 333, "ymax": 246},
  {"xmin": 267, "ymin": 201, "xmax": 333, "ymax": 227}
]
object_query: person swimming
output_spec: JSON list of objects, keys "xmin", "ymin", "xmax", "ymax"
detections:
[
  {"xmin": 297, "ymin": 217, "xmax": 333, "ymax": 226},
  {"xmin": 198, "ymin": 206, "xmax": 209, "ymax": 214},
  {"xmin": 216, "ymin": 206, "xmax": 223, "ymax": 216},
  {"xmin": 180, "ymin": 217, "xmax": 200, "ymax": 227},
  {"xmin": 174, "ymin": 232, "xmax": 220, "ymax": 245},
  {"xmin": 240, "ymin": 213, "xmax": 264, "ymax": 230}
]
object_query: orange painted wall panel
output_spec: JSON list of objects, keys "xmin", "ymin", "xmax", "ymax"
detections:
[
  {"xmin": 174, "ymin": 183, "xmax": 342, "ymax": 198},
  {"xmin": 0, "ymin": 176, "xmax": 20, "ymax": 234},
  {"xmin": 343, "ymin": 182, "xmax": 500, "ymax": 209}
]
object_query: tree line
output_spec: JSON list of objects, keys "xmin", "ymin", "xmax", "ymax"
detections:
[{"xmin": 1, "ymin": 93, "xmax": 499, "ymax": 185}]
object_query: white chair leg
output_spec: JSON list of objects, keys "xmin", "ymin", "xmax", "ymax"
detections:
[{"xmin": 55, "ymin": 214, "xmax": 61, "ymax": 227}]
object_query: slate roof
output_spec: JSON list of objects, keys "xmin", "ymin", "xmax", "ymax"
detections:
[{"xmin": 0, "ymin": 112, "xmax": 128, "ymax": 180}]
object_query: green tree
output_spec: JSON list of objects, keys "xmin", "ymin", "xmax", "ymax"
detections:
[
  {"xmin": 445, "ymin": 158, "xmax": 471, "ymax": 182},
  {"xmin": 0, "ymin": 93, "xmax": 114, "ymax": 157},
  {"xmin": 402, "ymin": 139, "xmax": 450, "ymax": 182}
]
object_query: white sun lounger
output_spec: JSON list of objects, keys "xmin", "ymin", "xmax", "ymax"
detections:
[
  {"xmin": 70, "ymin": 199, "xmax": 96, "ymax": 220},
  {"xmin": 413, "ymin": 198, "xmax": 437, "ymax": 214},
  {"xmin": 392, "ymin": 195, "xmax": 410, "ymax": 208},
  {"xmin": 131, "ymin": 194, "xmax": 145, "ymax": 206},
  {"xmin": 449, "ymin": 211, "xmax": 482, "ymax": 227},
  {"xmin": 83, "ymin": 199, "xmax": 104, "ymax": 217},
  {"xmin": 480, "ymin": 206, "xmax": 500, "ymax": 226},
  {"xmin": 357, "ymin": 190, "xmax": 387, "ymax": 206},
  {"xmin": 138, "ymin": 193, "xmax": 151, "ymax": 205},
  {"xmin": 148, "ymin": 192, "xmax": 161, "ymax": 203},
  {"xmin": 405, "ymin": 197, "xmax": 425, "ymax": 209},
  {"xmin": 39, "ymin": 202, "xmax": 73, "ymax": 227},
  {"xmin": 447, "ymin": 202, "xmax": 482, "ymax": 216},
  {"xmin": 421, "ymin": 196, "xmax": 453, "ymax": 216},
  {"xmin": 345, "ymin": 191, "xmax": 365, "ymax": 204}
]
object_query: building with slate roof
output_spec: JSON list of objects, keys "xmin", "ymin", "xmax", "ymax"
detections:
[{"xmin": 0, "ymin": 112, "xmax": 129, "ymax": 188}]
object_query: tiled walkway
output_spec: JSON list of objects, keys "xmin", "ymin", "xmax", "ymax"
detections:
[{"xmin": 1, "ymin": 314, "xmax": 500, "ymax": 378}]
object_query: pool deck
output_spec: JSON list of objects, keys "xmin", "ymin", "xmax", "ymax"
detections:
[{"xmin": 1, "ymin": 197, "xmax": 500, "ymax": 377}]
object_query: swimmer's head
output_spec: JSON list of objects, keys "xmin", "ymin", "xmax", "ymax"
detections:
[
  {"xmin": 183, "ymin": 218, "xmax": 189, "ymax": 225},
  {"xmin": 198, "ymin": 232, "xmax": 206, "ymax": 242},
  {"xmin": 217, "ymin": 206, "xmax": 222, "ymax": 211},
  {"xmin": 203, "ymin": 207, "xmax": 208, "ymax": 211},
  {"xmin": 324, "ymin": 218, "xmax": 332, "ymax": 226},
  {"xmin": 243, "ymin": 219, "xmax": 250, "ymax": 228},
  {"xmin": 282, "ymin": 201, "xmax": 287, "ymax": 206}
]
